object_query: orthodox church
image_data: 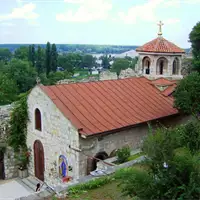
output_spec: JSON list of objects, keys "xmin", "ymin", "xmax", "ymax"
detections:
[
  {"xmin": 135, "ymin": 21, "xmax": 185, "ymax": 79},
  {"xmin": 20, "ymin": 22, "xmax": 189, "ymax": 188}
]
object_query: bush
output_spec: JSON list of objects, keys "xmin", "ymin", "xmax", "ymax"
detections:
[
  {"xmin": 116, "ymin": 146, "xmax": 131, "ymax": 164},
  {"xmin": 116, "ymin": 120, "xmax": 200, "ymax": 199}
]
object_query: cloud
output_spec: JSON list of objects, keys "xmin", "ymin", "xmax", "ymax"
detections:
[
  {"xmin": 0, "ymin": 22, "xmax": 15, "ymax": 26},
  {"xmin": 56, "ymin": 0, "xmax": 112, "ymax": 22},
  {"xmin": 0, "ymin": 3, "xmax": 39, "ymax": 22},
  {"xmin": 164, "ymin": 18, "xmax": 180, "ymax": 25},
  {"xmin": 118, "ymin": 0, "xmax": 163, "ymax": 24}
]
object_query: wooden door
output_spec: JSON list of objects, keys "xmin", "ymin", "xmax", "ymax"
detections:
[
  {"xmin": 0, "ymin": 151, "xmax": 4, "ymax": 179},
  {"xmin": 34, "ymin": 140, "xmax": 44, "ymax": 181}
]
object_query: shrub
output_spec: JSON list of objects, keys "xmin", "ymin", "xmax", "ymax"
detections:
[{"xmin": 116, "ymin": 146, "xmax": 131, "ymax": 164}]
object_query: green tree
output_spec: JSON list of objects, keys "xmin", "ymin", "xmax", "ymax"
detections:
[
  {"xmin": 36, "ymin": 46, "xmax": 44, "ymax": 74},
  {"xmin": 5, "ymin": 59, "xmax": 37, "ymax": 93},
  {"xmin": 51, "ymin": 43, "xmax": 58, "ymax": 72},
  {"xmin": 189, "ymin": 22, "xmax": 200, "ymax": 72},
  {"xmin": 101, "ymin": 55, "xmax": 110, "ymax": 69},
  {"xmin": 14, "ymin": 46, "xmax": 29, "ymax": 60},
  {"xmin": 181, "ymin": 58, "xmax": 193, "ymax": 76},
  {"xmin": 173, "ymin": 72, "xmax": 200, "ymax": 116},
  {"xmin": 115, "ymin": 120, "xmax": 200, "ymax": 200},
  {"xmin": 45, "ymin": 42, "xmax": 51, "ymax": 75},
  {"xmin": 111, "ymin": 58, "xmax": 130, "ymax": 76},
  {"xmin": 0, "ymin": 72, "xmax": 18, "ymax": 105},
  {"xmin": 31, "ymin": 44, "xmax": 36, "ymax": 67},
  {"xmin": 0, "ymin": 48, "xmax": 12, "ymax": 62},
  {"xmin": 82, "ymin": 54, "xmax": 95, "ymax": 73}
]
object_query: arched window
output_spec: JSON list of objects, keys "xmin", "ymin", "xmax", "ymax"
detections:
[
  {"xmin": 142, "ymin": 56, "xmax": 151, "ymax": 75},
  {"xmin": 156, "ymin": 57, "xmax": 168, "ymax": 75},
  {"xmin": 172, "ymin": 58, "xmax": 179, "ymax": 75},
  {"xmin": 160, "ymin": 61, "xmax": 164, "ymax": 75},
  {"xmin": 35, "ymin": 108, "xmax": 42, "ymax": 131}
]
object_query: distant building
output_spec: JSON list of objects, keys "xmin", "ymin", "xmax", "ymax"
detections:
[{"xmin": 135, "ymin": 21, "xmax": 185, "ymax": 79}]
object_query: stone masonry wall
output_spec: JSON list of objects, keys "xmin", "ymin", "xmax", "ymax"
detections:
[
  {"xmin": 27, "ymin": 86, "xmax": 80, "ymax": 187},
  {"xmin": 0, "ymin": 105, "xmax": 18, "ymax": 180},
  {"xmin": 78, "ymin": 114, "xmax": 191, "ymax": 177}
]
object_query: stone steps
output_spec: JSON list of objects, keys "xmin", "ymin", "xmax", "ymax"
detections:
[{"xmin": 16, "ymin": 176, "xmax": 54, "ymax": 199}]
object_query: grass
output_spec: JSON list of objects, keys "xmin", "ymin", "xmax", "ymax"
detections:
[
  {"xmin": 127, "ymin": 152, "xmax": 145, "ymax": 161},
  {"xmin": 52, "ymin": 163, "xmax": 147, "ymax": 200}
]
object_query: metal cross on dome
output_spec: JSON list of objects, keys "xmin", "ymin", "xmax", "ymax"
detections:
[{"xmin": 157, "ymin": 21, "xmax": 164, "ymax": 36}]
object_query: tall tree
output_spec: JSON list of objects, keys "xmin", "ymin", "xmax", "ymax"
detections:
[
  {"xmin": 189, "ymin": 22, "xmax": 200, "ymax": 72},
  {"xmin": 51, "ymin": 43, "xmax": 58, "ymax": 72},
  {"xmin": 36, "ymin": 45, "xmax": 43, "ymax": 74},
  {"xmin": 28, "ymin": 45, "xmax": 32, "ymax": 62},
  {"xmin": 173, "ymin": 72, "xmax": 200, "ymax": 116},
  {"xmin": 31, "ymin": 44, "xmax": 36, "ymax": 67},
  {"xmin": 14, "ymin": 46, "xmax": 29, "ymax": 60},
  {"xmin": 111, "ymin": 58, "xmax": 130, "ymax": 77},
  {"xmin": 5, "ymin": 59, "xmax": 37, "ymax": 93},
  {"xmin": 0, "ymin": 48, "xmax": 12, "ymax": 63},
  {"xmin": 0, "ymin": 72, "xmax": 18, "ymax": 105},
  {"xmin": 45, "ymin": 42, "xmax": 51, "ymax": 75},
  {"xmin": 101, "ymin": 55, "xmax": 110, "ymax": 69}
]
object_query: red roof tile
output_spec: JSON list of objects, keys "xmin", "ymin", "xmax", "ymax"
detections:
[
  {"xmin": 151, "ymin": 78, "xmax": 175, "ymax": 86},
  {"xmin": 40, "ymin": 77, "xmax": 178, "ymax": 136},
  {"xmin": 162, "ymin": 84, "xmax": 177, "ymax": 96},
  {"xmin": 136, "ymin": 37, "xmax": 185, "ymax": 53}
]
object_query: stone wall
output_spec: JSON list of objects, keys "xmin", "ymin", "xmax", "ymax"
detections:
[
  {"xmin": 119, "ymin": 68, "xmax": 136, "ymax": 79},
  {"xmin": 78, "ymin": 114, "xmax": 191, "ymax": 177},
  {"xmin": 0, "ymin": 105, "xmax": 18, "ymax": 180},
  {"xmin": 27, "ymin": 86, "xmax": 80, "ymax": 187},
  {"xmin": 4, "ymin": 147, "xmax": 18, "ymax": 179},
  {"xmin": 0, "ymin": 105, "xmax": 12, "ymax": 142},
  {"xmin": 99, "ymin": 71, "xmax": 118, "ymax": 81}
]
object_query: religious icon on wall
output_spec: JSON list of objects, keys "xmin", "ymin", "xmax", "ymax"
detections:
[{"xmin": 59, "ymin": 155, "xmax": 68, "ymax": 178}]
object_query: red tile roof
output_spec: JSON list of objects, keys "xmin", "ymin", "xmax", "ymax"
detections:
[
  {"xmin": 40, "ymin": 77, "xmax": 178, "ymax": 136},
  {"xmin": 151, "ymin": 78, "xmax": 175, "ymax": 86},
  {"xmin": 136, "ymin": 37, "xmax": 185, "ymax": 53},
  {"xmin": 162, "ymin": 84, "xmax": 177, "ymax": 96}
]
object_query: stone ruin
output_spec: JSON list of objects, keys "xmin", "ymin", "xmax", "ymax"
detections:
[
  {"xmin": 0, "ymin": 105, "xmax": 13, "ymax": 143},
  {"xmin": 99, "ymin": 71, "xmax": 118, "ymax": 81},
  {"xmin": 0, "ymin": 104, "xmax": 18, "ymax": 180},
  {"xmin": 119, "ymin": 68, "xmax": 136, "ymax": 79}
]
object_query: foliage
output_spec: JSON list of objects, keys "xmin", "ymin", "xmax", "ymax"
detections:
[
  {"xmin": 111, "ymin": 58, "xmax": 130, "ymax": 76},
  {"xmin": 82, "ymin": 54, "xmax": 95, "ymax": 70},
  {"xmin": 173, "ymin": 72, "xmax": 200, "ymax": 116},
  {"xmin": 16, "ymin": 150, "xmax": 31, "ymax": 170},
  {"xmin": 116, "ymin": 146, "xmax": 131, "ymax": 164},
  {"xmin": 116, "ymin": 120, "xmax": 200, "ymax": 199},
  {"xmin": 101, "ymin": 55, "xmax": 110, "ymax": 69},
  {"xmin": 0, "ymin": 72, "xmax": 18, "ymax": 105},
  {"xmin": 8, "ymin": 92, "xmax": 29, "ymax": 152},
  {"xmin": 48, "ymin": 71, "xmax": 69, "ymax": 85},
  {"xmin": 45, "ymin": 42, "xmax": 51, "ymax": 75},
  {"xmin": 36, "ymin": 45, "xmax": 44, "ymax": 74},
  {"xmin": 127, "ymin": 152, "xmax": 144, "ymax": 161},
  {"xmin": 51, "ymin": 43, "xmax": 58, "ymax": 72},
  {"xmin": 14, "ymin": 46, "xmax": 29, "ymax": 60},
  {"xmin": 68, "ymin": 176, "xmax": 113, "ymax": 195},
  {"xmin": 5, "ymin": 59, "xmax": 37, "ymax": 93},
  {"xmin": 181, "ymin": 58, "xmax": 193, "ymax": 76},
  {"xmin": 189, "ymin": 21, "xmax": 200, "ymax": 72},
  {"xmin": 0, "ymin": 48, "xmax": 12, "ymax": 62}
]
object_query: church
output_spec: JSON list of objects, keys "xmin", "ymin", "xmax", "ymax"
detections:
[
  {"xmin": 135, "ymin": 21, "xmax": 185, "ymax": 79},
  {"xmin": 26, "ymin": 22, "xmax": 188, "ymax": 186}
]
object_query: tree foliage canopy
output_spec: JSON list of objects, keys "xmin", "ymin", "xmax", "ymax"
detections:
[
  {"xmin": 116, "ymin": 120, "xmax": 200, "ymax": 199},
  {"xmin": 173, "ymin": 72, "xmax": 200, "ymax": 116},
  {"xmin": 111, "ymin": 58, "xmax": 130, "ymax": 76},
  {"xmin": 189, "ymin": 21, "xmax": 200, "ymax": 72}
]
